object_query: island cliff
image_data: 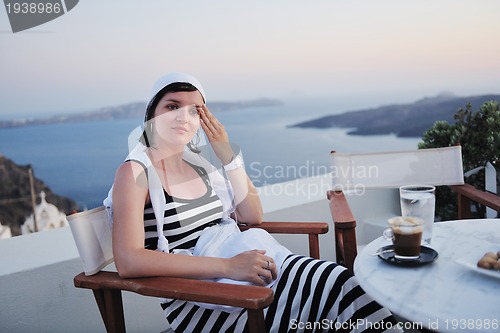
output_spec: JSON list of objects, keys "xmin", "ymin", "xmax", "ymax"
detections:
[
  {"xmin": 289, "ymin": 93, "xmax": 500, "ymax": 138},
  {"xmin": 0, "ymin": 154, "xmax": 79, "ymax": 236}
]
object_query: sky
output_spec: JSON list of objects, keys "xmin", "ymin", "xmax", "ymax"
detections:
[{"xmin": 1, "ymin": 0, "xmax": 499, "ymax": 118}]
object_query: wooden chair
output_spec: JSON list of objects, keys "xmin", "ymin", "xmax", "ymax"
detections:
[
  {"xmin": 68, "ymin": 207, "xmax": 329, "ymax": 333},
  {"xmin": 327, "ymin": 146, "xmax": 500, "ymax": 272},
  {"xmin": 451, "ymin": 183, "xmax": 500, "ymax": 219}
]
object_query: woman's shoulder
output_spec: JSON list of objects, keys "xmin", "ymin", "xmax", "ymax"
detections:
[
  {"xmin": 114, "ymin": 160, "xmax": 148, "ymax": 189},
  {"xmin": 118, "ymin": 159, "xmax": 147, "ymax": 172}
]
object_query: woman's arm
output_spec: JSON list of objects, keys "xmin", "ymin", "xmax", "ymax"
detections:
[
  {"xmin": 199, "ymin": 105, "xmax": 263, "ymax": 225},
  {"xmin": 226, "ymin": 168, "xmax": 263, "ymax": 225},
  {"xmin": 111, "ymin": 161, "xmax": 273, "ymax": 282}
]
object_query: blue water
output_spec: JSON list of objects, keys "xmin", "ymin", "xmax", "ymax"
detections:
[{"xmin": 0, "ymin": 98, "xmax": 421, "ymax": 209}]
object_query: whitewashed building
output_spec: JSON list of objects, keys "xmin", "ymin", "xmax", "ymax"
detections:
[
  {"xmin": 0, "ymin": 222, "xmax": 11, "ymax": 239},
  {"xmin": 21, "ymin": 191, "xmax": 69, "ymax": 235}
]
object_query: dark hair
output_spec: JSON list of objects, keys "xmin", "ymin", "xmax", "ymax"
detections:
[{"xmin": 141, "ymin": 82, "xmax": 199, "ymax": 148}]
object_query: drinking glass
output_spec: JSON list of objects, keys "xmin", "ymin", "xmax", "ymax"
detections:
[{"xmin": 399, "ymin": 185, "xmax": 436, "ymax": 245}]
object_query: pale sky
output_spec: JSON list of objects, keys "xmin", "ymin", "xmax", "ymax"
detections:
[{"xmin": 1, "ymin": 0, "xmax": 499, "ymax": 118}]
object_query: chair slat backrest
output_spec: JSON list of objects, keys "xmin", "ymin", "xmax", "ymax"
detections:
[
  {"xmin": 68, "ymin": 206, "xmax": 114, "ymax": 276},
  {"xmin": 331, "ymin": 146, "xmax": 465, "ymax": 191}
]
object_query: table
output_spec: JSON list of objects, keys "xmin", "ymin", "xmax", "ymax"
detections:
[{"xmin": 354, "ymin": 219, "xmax": 500, "ymax": 333}]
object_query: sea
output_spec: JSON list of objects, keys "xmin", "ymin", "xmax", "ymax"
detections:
[{"xmin": 0, "ymin": 97, "xmax": 422, "ymax": 209}]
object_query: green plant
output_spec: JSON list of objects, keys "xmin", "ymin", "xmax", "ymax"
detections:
[{"xmin": 419, "ymin": 100, "xmax": 500, "ymax": 220}]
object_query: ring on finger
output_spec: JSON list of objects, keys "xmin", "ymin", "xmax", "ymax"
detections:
[{"xmin": 266, "ymin": 261, "xmax": 270, "ymax": 270}]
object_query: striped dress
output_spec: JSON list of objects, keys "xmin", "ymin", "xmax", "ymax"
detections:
[{"xmin": 143, "ymin": 163, "xmax": 401, "ymax": 333}]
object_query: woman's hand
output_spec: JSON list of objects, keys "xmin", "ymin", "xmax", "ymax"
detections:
[
  {"xmin": 199, "ymin": 105, "xmax": 234, "ymax": 164},
  {"xmin": 226, "ymin": 249, "xmax": 277, "ymax": 286},
  {"xmin": 199, "ymin": 104, "xmax": 263, "ymax": 225}
]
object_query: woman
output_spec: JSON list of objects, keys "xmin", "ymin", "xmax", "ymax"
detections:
[{"xmin": 109, "ymin": 73, "xmax": 402, "ymax": 332}]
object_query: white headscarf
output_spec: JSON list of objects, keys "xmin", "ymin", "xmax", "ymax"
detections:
[{"xmin": 149, "ymin": 72, "xmax": 206, "ymax": 103}]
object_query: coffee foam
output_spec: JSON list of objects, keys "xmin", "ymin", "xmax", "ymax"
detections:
[{"xmin": 388, "ymin": 216, "xmax": 424, "ymax": 234}]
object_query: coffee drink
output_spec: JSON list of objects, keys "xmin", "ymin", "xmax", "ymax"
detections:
[{"xmin": 386, "ymin": 216, "xmax": 424, "ymax": 259}]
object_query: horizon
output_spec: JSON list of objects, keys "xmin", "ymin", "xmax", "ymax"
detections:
[
  {"xmin": 1, "ymin": 90, "xmax": 498, "ymax": 123},
  {"xmin": 1, "ymin": 1, "xmax": 500, "ymax": 118}
]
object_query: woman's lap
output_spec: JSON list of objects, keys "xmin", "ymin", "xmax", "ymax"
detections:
[{"xmin": 162, "ymin": 255, "xmax": 401, "ymax": 333}]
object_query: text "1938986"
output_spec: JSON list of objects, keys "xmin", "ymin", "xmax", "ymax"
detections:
[{"xmin": 5, "ymin": 2, "xmax": 62, "ymax": 14}]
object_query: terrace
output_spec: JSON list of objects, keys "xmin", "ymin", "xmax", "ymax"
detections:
[{"xmin": 1, "ymin": 174, "xmax": 339, "ymax": 332}]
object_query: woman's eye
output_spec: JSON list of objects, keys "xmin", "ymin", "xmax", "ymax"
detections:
[
  {"xmin": 188, "ymin": 107, "xmax": 199, "ymax": 116},
  {"xmin": 166, "ymin": 104, "xmax": 178, "ymax": 111}
]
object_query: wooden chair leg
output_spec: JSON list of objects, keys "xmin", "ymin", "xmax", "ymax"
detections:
[
  {"xmin": 247, "ymin": 309, "xmax": 267, "ymax": 333},
  {"xmin": 457, "ymin": 193, "xmax": 472, "ymax": 219},
  {"xmin": 335, "ymin": 227, "xmax": 357, "ymax": 273},
  {"xmin": 92, "ymin": 289, "xmax": 125, "ymax": 333},
  {"xmin": 308, "ymin": 234, "xmax": 320, "ymax": 259}
]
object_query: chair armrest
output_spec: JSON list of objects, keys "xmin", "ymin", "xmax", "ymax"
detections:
[
  {"xmin": 74, "ymin": 271, "xmax": 274, "ymax": 310},
  {"xmin": 451, "ymin": 184, "xmax": 500, "ymax": 211},
  {"xmin": 327, "ymin": 190, "xmax": 357, "ymax": 272},
  {"xmin": 327, "ymin": 191, "xmax": 356, "ymax": 228},
  {"xmin": 451, "ymin": 183, "xmax": 500, "ymax": 219},
  {"xmin": 239, "ymin": 221, "xmax": 329, "ymax": 259},
  {"xmin": 239, "ymin": 221, "xmax": 329, "ymax": 235}
]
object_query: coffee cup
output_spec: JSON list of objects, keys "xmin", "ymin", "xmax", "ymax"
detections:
[{"xmin": 383, "ymin": 216, "xmax": 424, "ymax": 260}]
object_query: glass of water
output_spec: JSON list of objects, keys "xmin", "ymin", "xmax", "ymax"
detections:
[{"xmin": 399, "ymin": 185, "xmax": 436, "ymax": 245}]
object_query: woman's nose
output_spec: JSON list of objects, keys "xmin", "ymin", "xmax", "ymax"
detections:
[{"xmin": 175, "ymin": 107, "xmax": 188, "ymax": 123}]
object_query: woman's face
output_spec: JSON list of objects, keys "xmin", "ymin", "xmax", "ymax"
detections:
[{"xmin": 152, "ymin": 90, "xmax": 203, "ymax": 148}]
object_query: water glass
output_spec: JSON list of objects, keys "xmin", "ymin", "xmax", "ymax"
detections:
[{"xmin": 399, "ymin": 185, "xmax": 436, "ymax": 245}]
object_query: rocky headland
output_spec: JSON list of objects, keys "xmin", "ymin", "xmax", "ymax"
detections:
[
  {"xmin": 289, "ymin": 93, "xmax": 500, "ymax": 138},
  {"xmin": 0, "ymin": 154, "xmax": 79, "ymax": 236}
]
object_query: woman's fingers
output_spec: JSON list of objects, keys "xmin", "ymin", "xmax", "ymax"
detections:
[
  {"xmin": 251, "ymin": 262, "xmax": 274, "ymax": 286},
  {"xmin": 199, "ymin": 105, "xmax": 228, "ymax": 142},
  {"xmin": 266, "ymin": 260, "xmax": 278, "ymax": 280},
  {"xmin": 198, "ymin": 105, "xmax": 235, "ymax": 163},
  {"xmin": 258, "ymin": 256, "xmax": 278, "ymax": 285},
  {"xmin": 229, "ymin": 249, "xmax": 277, "ymax": 286}
]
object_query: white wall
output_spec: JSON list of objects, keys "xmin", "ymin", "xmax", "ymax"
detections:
[
  {"xmin": 260, "ymin": 174, "xmax": 336, "ymax": 261},
  {"xmin": 0, "ymin": 227, "xmax": 167, "ymax": 333}
]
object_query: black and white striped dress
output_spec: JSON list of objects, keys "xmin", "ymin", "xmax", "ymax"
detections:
[{"xmin": 143, "ymin": 163, "xmax": 400, "ymax": 333}]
